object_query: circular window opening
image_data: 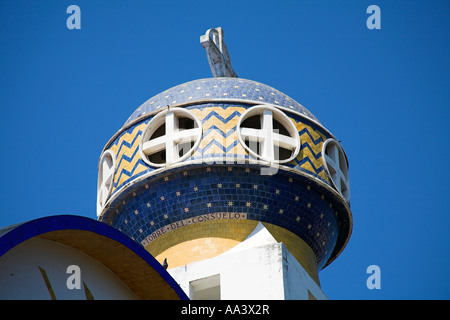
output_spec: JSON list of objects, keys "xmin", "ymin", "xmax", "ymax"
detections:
[
  {"xmin": 139, "ymin": 108, "xmax": 202, "ymax": 167},
  {"xmin": 97, "ymin": 150, "xmax": 116, "ymax": 217},
  {"xmin": 322, "ymin": 139, "xmax": 350, "ymax": 202},
  {"xmin": 237, "ymin": 105, "xmax": 300, "ymax": 163}
]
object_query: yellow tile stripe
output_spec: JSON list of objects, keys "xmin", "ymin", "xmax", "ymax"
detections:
[
  {"xmin": 109, "ymin": 123, "xmax": 148, "ymax": 193},
  {"xmin": 107, "ymin": 106, "xmax": 331, "ymax": 195}
]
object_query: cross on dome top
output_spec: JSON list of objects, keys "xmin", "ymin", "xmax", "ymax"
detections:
[{"xmin": 200, "ymin": 27, "xmax": 238, "ymax": 78}]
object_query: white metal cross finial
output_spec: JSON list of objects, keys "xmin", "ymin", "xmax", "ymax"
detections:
[
  {"xmin": 141, "ymin": 111, "xmax": 201, "ymax": 166},
  {"xmin": 200, "ymin": 27, "xmax": 238, "ymax": 78}
]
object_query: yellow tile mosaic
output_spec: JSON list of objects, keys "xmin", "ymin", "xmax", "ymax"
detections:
[
  {"xmin": 109, "ymin": 123, "xmax": 148, "ymax": 193},
  {"xmin": 105, "ymin": 104, "xmax": 333, "ymax": 201}
]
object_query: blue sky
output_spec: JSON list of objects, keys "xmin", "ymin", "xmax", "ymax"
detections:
[{"xmin": 1, "ymin": 0, "xmax": 449, "ymax": 299}]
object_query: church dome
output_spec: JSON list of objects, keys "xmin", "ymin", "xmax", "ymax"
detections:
[
  {"xmin": 96, "ymin": 28, "xmax": 352, "ymax": 277},
  {"xmin": 97, "ymin": 75, "xmax": 352, "ymax": 272},
  {"xmin": 123, "ymin": 77, "xmax": 321, "ymax": 128}
]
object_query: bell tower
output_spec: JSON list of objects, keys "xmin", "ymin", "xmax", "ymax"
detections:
[{"xmin": 97, "ymin": 27, "xmax": 352, "ymax": 299}]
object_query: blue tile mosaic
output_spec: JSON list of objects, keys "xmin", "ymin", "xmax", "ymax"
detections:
[
  {"xmin": 101, "ymin": 164, "xmax": 351, "ymax": 269},
  {"xmin": 124, "ymin": 78, "xmax": 320, "ymax": 127}
]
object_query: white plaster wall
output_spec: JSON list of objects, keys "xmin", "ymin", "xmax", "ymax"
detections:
[
  {"xmin": 220, "ymin": 242, "xmax": 286, "ymax": 300},
  {"xmin": 282, "ymin": 245, "xmax": 328, "ymax": 300},
  {"xmin": 0, "ymin": 238, "xmax": 137, "ymax": 300},
  {"xmin": 168, "ymin": 223, "xmax": 328, "ymax": 300},
  {"xmin": 169, "ymin": 243, "xmax": 285, "ymax": 300}
]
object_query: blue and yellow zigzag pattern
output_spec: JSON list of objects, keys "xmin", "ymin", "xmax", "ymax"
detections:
[
  {"xmin": 109, "ymin": 123, "xmax": 148, "ymax": 194},
  {"xmin": 294, "ymin": 123, "xmax": 326, "ymax": 178},
  {"xmin": 191, "ymin": 106, "xmax": 246, "ymax": 158},
  {"xmin": 107, "ymin": 106, "xmax": 329, "ymax": 196}
]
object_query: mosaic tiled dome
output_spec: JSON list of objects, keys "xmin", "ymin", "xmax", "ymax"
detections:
[
  {"xmin": 123, "ymin": 78, "xmax": 321, "ymax": 128},
  {"xmin": 97, "ymin": 77, "xmax": 352, "ymax": 275}
]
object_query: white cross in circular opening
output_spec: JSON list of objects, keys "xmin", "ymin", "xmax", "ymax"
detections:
[
  {"xmin": 237, "ymin": 105, "xmax": 300, "ymax": 163},
  {"xmin": 97, "ymin": 150, "xmax": 116, "ymax": 217},
  {"xmin": 140, "ymin": 108, "xmax": 202, "ymax": 167},
  {"xmin": 323, "ymin": 139, "xmax": 350, "ymax": 202}
]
